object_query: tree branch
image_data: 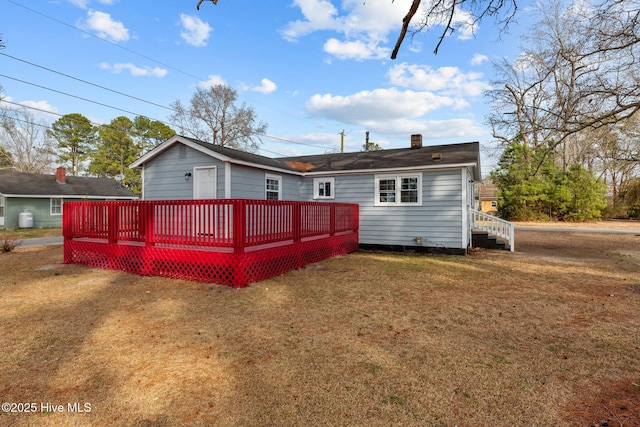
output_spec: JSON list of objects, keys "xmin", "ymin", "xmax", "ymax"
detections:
[{"xmin": 391, "ymin": 0, "xmax": 422, "ymax": 59}]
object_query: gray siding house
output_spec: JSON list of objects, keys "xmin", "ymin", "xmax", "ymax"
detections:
[
  {"xmin": 0, "ymin": 168, "xmax": 138, "ymax": 229},
  {"xmin": 130, "ymin": 134, "xmax": 481, "ymax": 254}
]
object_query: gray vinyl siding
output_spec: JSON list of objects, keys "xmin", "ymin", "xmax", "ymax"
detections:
[
  {"xmin": 143, "ymin": 144, "xmax": 225, "ymax": 200},
  {"xmin": 229, "ymin": 165, "xmax": 264, "ymax": 199},
  {"xmin": 229, "ymin": 164, "xmax": 302, "ymax": 200},
  {"xmin": 303, "ymin": 169, "xmax": 464, "ymax": 249},
  {"xmin": 140, "ymin": 142, "xmax": 466, "ymax": 249}
]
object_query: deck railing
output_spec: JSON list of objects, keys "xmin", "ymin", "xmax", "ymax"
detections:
[
  {"xmin": 63, "ymin": 199, "xmax": 359, "ymax": 252},
  {"xmin": 469, "ymin": 209, "xmax": 515, "ymax": 251}
]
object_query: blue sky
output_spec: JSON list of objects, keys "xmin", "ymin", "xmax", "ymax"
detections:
[{"xmin": 1, "ymin": 0, "xmax": 531, "ymax": 175}]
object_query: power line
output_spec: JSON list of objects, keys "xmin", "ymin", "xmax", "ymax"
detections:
[
  {"xmin": 4, "ymin": 0, "xmax": 306, "ymax": 122},
  {"xmin": 4, "ymin": 0, "xmax": 205, "ymax": 84},
  {"xmin": 1, "ymin": 99, "xmax": 105, "ymax": 127},
  {"xmin": 1, "ymin": 2, "xmax": 335, "ymax": 151},
  {"xmin": 261, "ymin": 133, "xmax": 329, "ymax": 149},
  {"xmin": 0, "ymin": 73, "xmax": 168, "ymax": 124},
  {"xmin": 0, "ymin": 52, "xmax": 174, "ymax": 112}
]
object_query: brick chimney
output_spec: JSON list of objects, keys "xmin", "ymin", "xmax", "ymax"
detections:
[
  {"xmin": 56, "ymin": 167, "xmax": 66, "ymax": 184},
  {"xmin": 410, "ymin": 134, "xmax": 423, "ymax": 149}
]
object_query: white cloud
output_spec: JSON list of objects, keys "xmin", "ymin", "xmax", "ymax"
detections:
[
  {"xmin": 68, "ymin": 0, "xmax": 89, "ymax": 8},
  {"xmin": 180, "ymin": 14, "xmax": 212, "ymax": 47},
  {"xmin": 323, "ymin": 38, "xmax": 389, "ymax": 61},
  {"xmin": 387, "ymin": 63, "xmax": 490, "ymax": 97},
  {"xmin": 307, "ymin": 88, "xmax": 456, "ymax": 123},
  {"xmin": 69, "ymin": 0, "xmax": 116, "ymax": 6},
  {"xmin": 19, "ymin": 100, "xmax": 58, "ymax": 115},
  {"xmin": 199, "ymin": 75, "xmax": 226, "ymax": 88},
  {"xmin": 100, "ymin": 62, "xmax": 168, "ymax": 77},
  {"xmin": 283, "ymin": 0, "xmax": 479, "ymax": 60},
  {"xmin": 471, "ymin": 53, "xmax": 489, "ymax": 66},
  {"xmin": 250, "ymin": 78, "xmax": 277, "ymax": 94},
  {"xmin": 369, "ymin": 118, "xmax": 486, "ymax": 140},
  {"xmin": 84, "ymin": 11, "xmax": 129, "ymax": 42},
  {"xmin": 283, "ymin": 0, "xmax": 410, "ymax": 60},
  {"xmin": 3, "ymin": 100, "xmax": 60, "ymax": 121},
  {"xmin": 281, "ymin": 0, "xmax": 341, "ymax": 41}
]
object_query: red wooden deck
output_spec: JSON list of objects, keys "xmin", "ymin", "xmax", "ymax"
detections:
[{"xmin": 63, "ymin": 199, "xmax": 359, "ymax": 287}]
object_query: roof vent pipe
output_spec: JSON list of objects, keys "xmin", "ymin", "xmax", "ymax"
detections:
[{"xmin": 411, "ymin": 134, "xmax": 422, "ymax": 149}]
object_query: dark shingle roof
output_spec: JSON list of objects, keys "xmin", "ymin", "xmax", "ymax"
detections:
[
  {"xmin": 0, "ymin": 171, "xmax": 138, "ymax": 198},
  {"xmin": 132, "ymin": 135, "xmax": 480, "ymax": 179},
  {"xmin": 181, "ymin": 136, "xmax": 299, "ymax": 172},
  {"xmin": 277, "ymin": 142, "xmax": 480, "ymax": 173}
]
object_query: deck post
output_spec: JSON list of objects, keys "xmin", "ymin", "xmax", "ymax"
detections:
[
  {"xmin": 292, "ymin": 202, "xmax": 301, "ymax": 243},
  {"xmin": 144, "ymin": 202, "xmax": 155, "ymax": 247},
  {"xmin": 233, "ymin": 199, "xmax": 246, "ymax": 254},
  {"xmin": 232, "ymin": 199, "xmax": 247, "ymax": 287},
  {"xmin": 108, "ymin": 203, "xmax": 118, "ymax": 244},
  {"xmin": 330, "ymin": 204, "xmax": 336, "ymax": 236}
]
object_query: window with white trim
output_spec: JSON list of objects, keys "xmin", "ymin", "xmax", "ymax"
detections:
[
  {"xmin": 265, "ymin": 174, "xmax": 282, "ymax": 200},
  {"xmin": 50, "ymin": 198, "xmax": 63, "ymax": 215},
  {"xmin": 374, "ymin": 174, "xmax": 422, "ymax": 206},
  {"xmin": 313, "ymin": 177, "xmax": 335, "ymax": 199}
]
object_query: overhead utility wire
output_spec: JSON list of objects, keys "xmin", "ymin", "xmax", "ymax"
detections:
[
  {"xmin": 261, "ymin": 133, "xmax": 329, "ymax": 148},
  {"xmin": 3, "ymin": 1, "xmax": 331, "ymax": 150},
  {"xmin": 0, "ymin": 73, "xmax": 168, "ymax": 124},
  {"xmin": 4, "ymin": 0, "xmax": 317, "ymax": 126},
  {"xmin": 4, "ymin": 100, "xmax": 324, "ymax": 154},
  {"xmin": 4, "ymin": 0, "xmax": 204, "ymax": 83},
  {"xmin": 1, "ymin": 70, "xmax": 329, "ymax": 149},
  {"xmin": 0, "ymin": 53, "xmax": 173, "ymax": 112},
  {"xmin": 1, "ymin": 100, "xmax": 105, "ymax": 128}
]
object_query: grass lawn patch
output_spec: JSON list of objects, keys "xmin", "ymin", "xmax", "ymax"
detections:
[{"xmin": 1, "ymin": 231, "xmax": 639, "ymax": 426}]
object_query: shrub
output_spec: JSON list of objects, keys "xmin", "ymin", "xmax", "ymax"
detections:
[{"xmin": 1, "ymin": 238, "xmax": 22, "ymax": 253}]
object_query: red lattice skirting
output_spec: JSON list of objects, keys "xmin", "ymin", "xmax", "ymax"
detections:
[{"xmin": 64, "ymin": 232, "xmax": 358, "ymax": 287}]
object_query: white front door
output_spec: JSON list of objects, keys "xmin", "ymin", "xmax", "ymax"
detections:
[
  {"xmin": 192, "ymin": 167, "xmax": 217, "ymax": 237},
  {"xmin": 0, "ymin": 196, "xmax": 5, "ymax": 228},
  {"xmin": 193, "ymin": 166, "xmax": 217, "ymax": 199}
]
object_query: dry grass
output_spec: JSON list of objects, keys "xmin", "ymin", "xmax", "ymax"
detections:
[
  {"xmin": 1, "ymin": 230, "xmax": 639, "ymax": 426},
  {"xmin": 0, "ymin": 228, "xmax": 62, "ymax": 239}
]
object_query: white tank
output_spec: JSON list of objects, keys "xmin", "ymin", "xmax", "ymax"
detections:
[{"xmin": 18, "ymin": 209, "xmax": 34, "ymax": 229}]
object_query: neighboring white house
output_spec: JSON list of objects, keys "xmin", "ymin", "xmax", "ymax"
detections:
[{"xmin": 130, "ymin": 134, "xmax": 481, "ymax": 254}]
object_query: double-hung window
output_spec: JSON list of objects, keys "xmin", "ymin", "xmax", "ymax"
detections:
[
  {"xmin": 50, "ymin": 198, "xmax": 63, "ymax": 215},
  {"xmin": 375, "ymin": 174, "xmax": 422, "ymax": 206},
  {"xmin": 313, "ymin": 177, "xmax": 335, "ymax": 200},
  {"xmin": 265, "ymin": 174, "xmax": 282, "ymax": 200}
]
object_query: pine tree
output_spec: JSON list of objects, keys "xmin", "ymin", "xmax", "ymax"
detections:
[
  {"xmin": 88, "ymin": 116, "xmax": 141, "ymax": 194},
  {"xmin": 48, "ymin": 113, "xmax": 96, "ymax": 176}
]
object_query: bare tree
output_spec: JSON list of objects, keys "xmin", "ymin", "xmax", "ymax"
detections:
[
  {"xmin": 487, "ymin": 0, "xmax": 640, "ymax": 171},
  {"xmin": 0, "ymin": 106, "xmax": 55, "ymax": 174},
  {"xmin": 196, "ymin": 0, "xmax": 218, "ymax": 10},
  {"xmin": 198, "ymin": 0, "xmax": 519, "ymax": 58},
  {"xmin": 169, "ymin": 84, "xmax": 267, "ymax": 153}
]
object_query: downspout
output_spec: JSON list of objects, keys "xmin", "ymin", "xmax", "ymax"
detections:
[{"xmin": 461, "ymin": 168, "xmax": 469, "ymax": 252}]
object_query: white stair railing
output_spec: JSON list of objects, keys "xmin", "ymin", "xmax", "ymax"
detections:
[{"xmin": 469, "ymin": 209, "xmax": 515, "ymax": 252}]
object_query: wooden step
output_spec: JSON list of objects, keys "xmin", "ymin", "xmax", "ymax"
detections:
[{"xmin": 472, "ymin": 231, "xmax": 509, "ymax": 251}]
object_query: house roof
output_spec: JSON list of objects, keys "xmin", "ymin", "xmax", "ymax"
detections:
[
  {"xmin": 278, "ymin": 142, "xmax": 481, "ymax": 175},
  {"xmin": 479, "ymin": 184, "xmax": 499, "ymax": 201},
  {"xmin": 131, "ymin": 135, "xmax": 481, "ymax": 179},
  {"xmin": 0, "ymin": 170, "xmax": 139, "ymax": 199}
]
